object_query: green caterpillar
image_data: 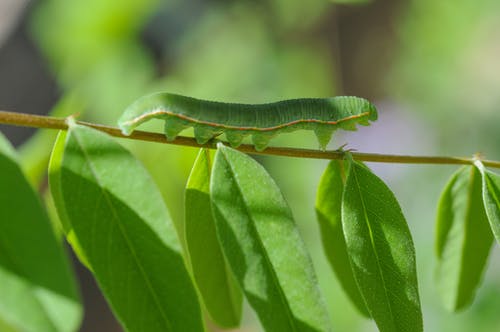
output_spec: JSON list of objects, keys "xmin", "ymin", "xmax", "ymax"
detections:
[{"xmin": 118, "ymin": 93, "xmax": 377, "ymax": 151}]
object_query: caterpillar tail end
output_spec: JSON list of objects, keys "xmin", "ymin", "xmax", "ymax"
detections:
[{"xmin": 118, "ymin": 108, "xmax": 142, "ymax": 136}]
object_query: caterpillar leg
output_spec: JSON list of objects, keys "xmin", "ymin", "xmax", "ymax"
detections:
[
  {"xmin": 194, "ymin": 125, "xmax": 223, "ymax": 144},
  {"xmin": 164, "ymin": 117, "xmax": 189, "ymax": 141},
  {"xmin": 225, "ymin": 130, "xmax": 248, "ymax": 148},
  {"xmin": 314, "ymin": 125, "xmax": 335, "ymax": 150},
  {"xmin": 251, "ymin": 132, "xmax": 276, "ymax": 151}
]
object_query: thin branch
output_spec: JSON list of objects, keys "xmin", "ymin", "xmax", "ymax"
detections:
[{"xmin": 1, "ymin": 110, "xmax": 499, "ymax": 168}]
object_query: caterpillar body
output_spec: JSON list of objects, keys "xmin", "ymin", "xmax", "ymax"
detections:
[{"xmin": 118, "ymin": 93, "xmax": 378, "ymax": 151}]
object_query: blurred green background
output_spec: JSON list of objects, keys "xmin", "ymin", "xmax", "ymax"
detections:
[{"xmin": 1, "ymin": 0, "xmax": 499, "ymax": 331}]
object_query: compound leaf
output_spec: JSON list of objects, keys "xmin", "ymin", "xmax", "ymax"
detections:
[
  {"xmin": 476, "ymin": 162, "xmax": 500, "ymax": 244},
  {"xmin": 48, "ymin": 131, "xmax": 91, "ymax": 269},
  {"xmin": 185, "ymin": 148, "xmax": 242, "ymax": 328},
  {"xmin": 210, "ymin": 144, "xmax": 332, "ymax": 332},
  {"xmin": 53, "ymin": 124, "xmax": 204, "ymax": 332},
  {"xmin": 342, "ymin": 158, "xmax": 422, "ymax": 332},
  {"xmin": 0, "ymin": 132, "xmax": 82, "ymax": 332},
  {"xmin": 435, "ymin": 166, "xmax": 493, "ymax": 311},
  {"xmin": 315, "ymin": 160, "xmax": 369, "ymax": 317}
]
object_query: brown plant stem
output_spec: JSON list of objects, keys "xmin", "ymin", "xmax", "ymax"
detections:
[{"xmin": 1, "ymin": 110, "xmax": 499, "ymax": 168}]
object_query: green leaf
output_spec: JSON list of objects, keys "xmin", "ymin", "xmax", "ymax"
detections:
[
  {"xmin": 315, "ymin": 160, "xmax": 370, "ymax": 317},
  {"xmin": 185, "ymin": 148, "xmax": 242, "ymax": 328},
  {"xmin": 0, "ymin": 132, "xmax": 82, "ymax": 332},
  {"xmin": 435, "ymin": 166, "xmax": 493, "ymax": 311},
  {"xmin": 210, "ymin": 144, "xmax": 332, "ymax": 332},
  {"xmin": 53, "ymin": 124, "xmax": 204, "ymax": 332},
  {"xmin": 48, "ymin": 131, "xmax": 91, "ymax": 269},
  {"xmin": 476, "ymin": 162, "xmax": 500, "ymax": 244},
  {"xmin": 342, "ymin": 158, "xmax": 422, "ymax": 332}
]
